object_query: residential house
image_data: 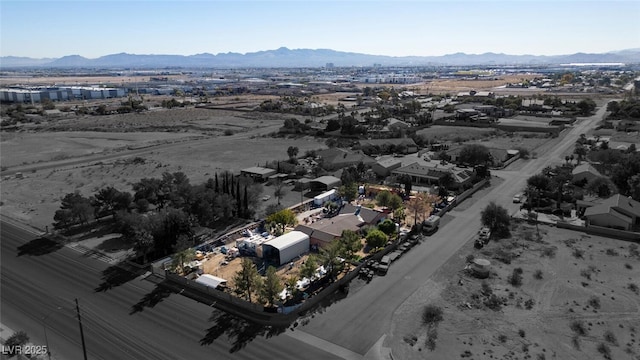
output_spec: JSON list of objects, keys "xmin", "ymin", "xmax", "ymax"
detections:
[
  {"xmin": 391, "ymin": 162, "xmax": 475, "ymax": 190},
  {"xmin": 571, "ymin": 164, "xmax": 602, "ymax": 184},
  {"xmin": 372, "ymin": 158, "xmax": 403, "ymax": 177},
  {"xmin": 240, "ymin": 166, "xmax": 277, "ymax": 182},
  {"xmin": 583, "ymin": 194, "xmax": 640, "ymax": 231},
  {"xmin": 295, "ymin": 204, "xmax": 385, "ymax": 247},
  {"xmin": 316, "ymin": 148, "xmax": 376, "ymax": 170}
]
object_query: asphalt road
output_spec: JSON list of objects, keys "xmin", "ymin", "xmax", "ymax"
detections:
[
  {"xmin": 1, "ymin": 221, "xmax": 343, "ymax": 360},
  {"xmin": 296, "ymin": 101, "xmax": 613, "ymax": 355}
]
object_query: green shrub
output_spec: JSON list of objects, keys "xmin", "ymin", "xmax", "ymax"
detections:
[
  {"xmin": 422, "ymin": 305, "xmax": 444, "ymax": 326},
  {"xmin": 570, "ymin": 320, "xmax": 588, "ymax": 336}
]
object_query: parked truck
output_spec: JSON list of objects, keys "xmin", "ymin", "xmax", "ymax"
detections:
[{"xmin": 422, "ymin": 215, "xmax": 441, "ymax": 235}]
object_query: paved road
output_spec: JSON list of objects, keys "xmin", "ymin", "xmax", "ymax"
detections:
[
  {"xmin": 1, "ymin": 221, "xmax": 343, "ymax": 360},
  {"xmin": 297, "ymin": 101, "xmax": 613, "ymax": 356}
]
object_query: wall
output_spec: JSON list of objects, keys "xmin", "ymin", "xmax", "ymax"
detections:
[{"xmin": 557, "ymin": 221, "xmax": 640, "ymax": 242}]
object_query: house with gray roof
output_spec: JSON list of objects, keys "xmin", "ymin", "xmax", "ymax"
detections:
[{"xmin": 584, "ymin": 194, "xmax": 640, "ymax": 231}]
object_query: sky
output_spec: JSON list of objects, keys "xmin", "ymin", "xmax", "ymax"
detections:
[{"xmin": 1, "ymin": 0, "xmax": 639, "ymax": 59}]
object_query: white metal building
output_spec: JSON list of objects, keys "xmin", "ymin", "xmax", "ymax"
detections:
[{"xmin": 262, "ymin": 231, "xmax": 310, "ymax": 266}]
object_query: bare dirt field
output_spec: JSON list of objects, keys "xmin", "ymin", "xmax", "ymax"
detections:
[{"xmin": 389, "ymin": 222, "xmax": 640, "ymax": 359}]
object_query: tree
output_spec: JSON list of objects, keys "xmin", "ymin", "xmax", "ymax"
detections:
[
  {"xmin": 574, "ymin": 144, "xmax": 587, "ymax": 164},
  {"xmin": 4, "ymin": 330, "xmax": 29, "ymax": 359},
  {"xmin": 378, "ymin": 219, "xmax": 397, "ymax": 236},
  {"xmin": 320, "ymin": 238, "xmax": 347, "ymax": 280},
  {"xmin": 53, "ymin": 192, "xmax": 95, "ymax": 229},
  {"xmin": 171, "ymin": 241, "xmax": 195, "ymax": 275},
  {"xmin": 287, "ymin": 146, "xmax": 299, "ymax": 163},
  {"xmin": 406, "ymin": 192, "xmax": 436, "ymax": 226},
  {"xmin": 273, "ymin": 180, "xmax": 286, "ymax": 205},
  {"xmin": 133, "ymin": 229, "xmax": 154, "ymax": 264},
  {"xmin": 388, "ymin": 193, "xmax": 404, "ymax": 211},
  {"xmin": 300, "ymin": 254, "xmax": 318, "ymax": 280},
  {"xmin": 338, "ymin": 183, "xmax": 358, "ymax": 203},
  {"xmin": 481, "ymin": 202, "xmax": 510, "ymax": 238},
  {"xmin": 527, "ymin": 174, "xmax": 551, "ymax": 192},
  {"xmin": 340, "ymin": 230, "xmax": 362, "ymax": 261},
  {"xmin": 398, "ymin": 174, "xmax": 412, "ymax": 195},
  {"xmin": 234, "ymin": 258, "xmax": 262, "ymax": 303},
  {"xmin": 586, "ymin": 177, "xmax": 618, "ymax": 197},
  {"xmin": 260, "ymin": 266, "xmax": 283, "ymax": 306},
  {"xmin": 376, "ymin": 190, "xmax": 392, "ymax": 208},
  {"xmin": 458, "ymin": 144, "xmax": 492, "ymax": 166},
  {"xmin": 266, "ymin": 208, "xmax": 297, "ymax": 233},
  {"xmin": 366, "ymin": 229, "xmax": 388, "ymax": 249}
]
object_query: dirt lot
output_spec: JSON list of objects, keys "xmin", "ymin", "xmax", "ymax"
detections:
[{"xmin": 389, "ymin": 222, "xmax": 640, "ymax": 359}]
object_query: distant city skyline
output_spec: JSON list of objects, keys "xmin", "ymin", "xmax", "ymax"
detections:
[{"xmin": 1, "ymin": 0, "xmax": 639, "ymax": 59}]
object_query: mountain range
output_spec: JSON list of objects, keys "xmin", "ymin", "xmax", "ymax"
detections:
[{"xmin": 1, "ymin": 47, "xmax": 639, "ymax": 68}]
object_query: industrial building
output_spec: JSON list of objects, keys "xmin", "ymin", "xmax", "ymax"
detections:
[{"xmin": 0, "ymin": 86, "xmax": 127, "ymax": 103}]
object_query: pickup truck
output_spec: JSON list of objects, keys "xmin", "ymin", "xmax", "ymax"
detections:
[{"xmin": 377, "ymin": 255, "xmax": 391, "ymax": 275}]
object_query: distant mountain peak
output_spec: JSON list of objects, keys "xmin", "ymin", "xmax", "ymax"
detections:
[{"xmin": 1, "ymin": 48, "xmax": 639, "ymax": 68}]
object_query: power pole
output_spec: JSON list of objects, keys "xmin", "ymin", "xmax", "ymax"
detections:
[{"xmin": 75, "ymin": 298, "xmax": 88, "ymax": 360}]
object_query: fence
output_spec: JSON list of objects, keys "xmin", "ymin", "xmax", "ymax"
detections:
[
  {"xmin": 436, "ymin": 178, "xmax": 490, "ymax": 217},
  {"xmin": 557, "ymin": 222, "xmax": 640, "ymax": 242}
]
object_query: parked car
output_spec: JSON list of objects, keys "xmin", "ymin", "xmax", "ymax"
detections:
[
  {"xmin": 378, "ymin": 255, "xmax": 391, "ymax": 275},
  {"xmin": 262, "ymin": 195, "xmax": 271, "ymax": 201},
  {"xmin": 479, "ymin": 227, "xmax": 491, "ymax": 244},
  {"xmin": 513, "ymin": 193, "xmax": 524, "ymax": 203}
]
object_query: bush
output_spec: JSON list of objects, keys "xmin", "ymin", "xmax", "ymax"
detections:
[
  {"xmin": 525, "ymin": 298, "xmax": 535, "ymax": 310},
  {"xmin": 605, "ymin": 248, "xmax": 618, "ymax": 256},
  {"xmin": 533, "ymin": 269, "xmax": 543, "ymax": 280},
  {"xmin": 425, "ymin": 327, "xmax": 438, "ymax": 351},
  {"xmin": 498, "ymin": 334, "xmax": 507, "ymax": 343},
  {"xmin": 508, "ymin": 268, "xmax": 523, "ymax": 287},
  {"xmin": 518, "ymin": 329, "xmax": 526, "ymax": 338},
  {"xmin": 628, "ymin": 283, "xmax": 639, "ymax": 294},
  {"xmin": 572, "ymin": 248, "xmax": 584, "ymax": 259},
  {"xmin": 603, "ymin": 330, "xmax": 618, "ymax": 345},
  {"xmin": 570, "ymin": 320, "xmax": 588, "ymax": 336},
  {"xmin": 597, "ymin": 343, "xmax": 612, "ymax": 360},
  {"xmin": 422, "ymin": 305, "xmax": 444, "ymax": 326},
  {"xmin": 588, "ymin": 296, "xmax": 601, "ymax": 309},
  {"xmin": 540, "ymin": 247, "xmax": 556, "ymax": 258},
  {"xmin": 484, "ymin": 294, "xmax": 503, "ymax": 311}
]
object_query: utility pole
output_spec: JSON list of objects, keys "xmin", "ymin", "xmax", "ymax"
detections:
[{"xmin": 75, "ymin": 298, "xmax": 88, "ymax": 360}]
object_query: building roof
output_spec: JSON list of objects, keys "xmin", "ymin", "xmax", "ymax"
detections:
[
  {"xmin": 317, "ymin": 148, "xmax": 376, "ymax": 167},
  {"xmin": 295, "ymin": 213, "xmax": 365, "ymax": 242},
  {"xmin": 264, "ymin": 231, "xmax": 309, "ymax": 251},
  {"xmin": 572, "ymin": 163, "xmax": 602, "ymax": 177},
  {"xmin": 585, "ymin": 206, "xmax": 633, "ymax": 224},
  {"xmin": 241, "ymin": 166, "xmax": 277, "ymax": 176},
  {"xmin": 393, "ymin": 162, "xmax": 450, "ymax": 180},
  {"xmin": 339, "ymin": 203, "xmax": 385, "ymax": 224},
  {"xmin": 600, "ymin": 194, "xmax": 640, "ymax": 218},
  {"xmin": 195, "ymin": 274, "xmax": 227, "ymax": 289},
  {"xmin": 374, "ymin": 157, "xmax": 403, "ymax": 170},
  {"xmin": 311, "ymin": 176, "xmax": 341, "ymax": 188}
]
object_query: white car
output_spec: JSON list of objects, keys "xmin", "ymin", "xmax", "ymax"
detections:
[
  {"xmin": 262, "ymin": 195, "xmax": 271, "ymax": 201},
  {"xmin": 513, "ymin": 193, "xmax": 523, "ymax": 203}
]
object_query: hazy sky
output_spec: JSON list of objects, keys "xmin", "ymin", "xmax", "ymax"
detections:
[{"xmin": 1, "ymin": 0, "xmax": 639, "ymax": 58}]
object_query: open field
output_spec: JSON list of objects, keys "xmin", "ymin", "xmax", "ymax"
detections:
[
  {"xmin": 0, "ymin": 130, "xmax": 326, "ymax": 230},
  {"xmin": 389, "ymin": 222, "xmax": 640, "ymax": 359}
]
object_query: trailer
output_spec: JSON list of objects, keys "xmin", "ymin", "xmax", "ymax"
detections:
[
  {"xmin": 313, "ymin": 189, "xmax": 338, "ymax": 207},
  {"xmin": 422, "ymin": 215, "xmax": 441, "ymax": 235}
]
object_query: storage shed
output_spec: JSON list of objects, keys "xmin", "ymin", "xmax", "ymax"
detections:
[
  {"xmin": 262, "ymin": 231, "xmax": 310, "ymax": 266},
  {"xmin": 195, "ymin": 274, "xmax": 228, "ymax": 289}
]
